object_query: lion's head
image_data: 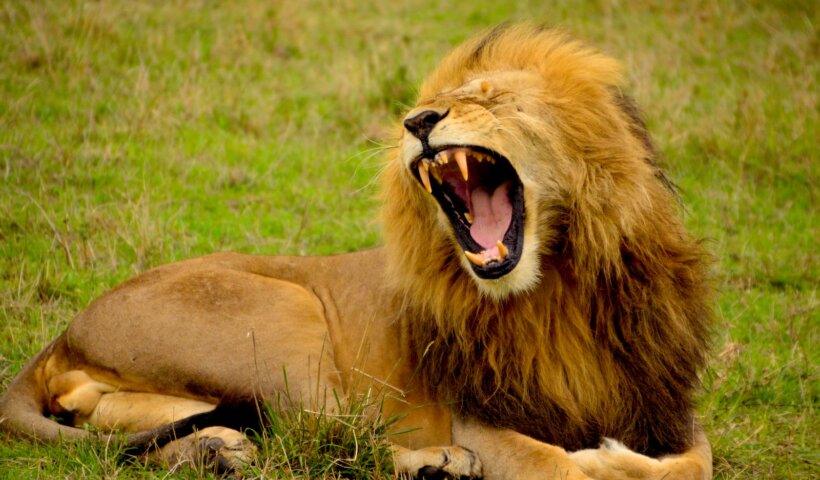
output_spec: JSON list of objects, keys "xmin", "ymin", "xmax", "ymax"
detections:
[
  {"xmin": 381, "ymin": 24, "xmax": 712, "ymax": 456},
  {"xmin": 383, "ymin": 24, "xmax": 678, "ymax": 300}
]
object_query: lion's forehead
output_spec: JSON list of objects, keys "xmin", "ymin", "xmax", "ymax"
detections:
[{"xmin": 416, "ymin": 69, "xmax": 544, "ymax": 108}]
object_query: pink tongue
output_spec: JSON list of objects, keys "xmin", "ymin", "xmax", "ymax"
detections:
[{"xmin": 470, "ymin": 181, "xmax": 512, "ymax": 249}]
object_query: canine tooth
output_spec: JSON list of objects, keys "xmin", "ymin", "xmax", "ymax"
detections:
[
  {"xmin": 465, "ymin": 212, "xmax": 474, "ymax": 224},
  {"xmin": 418, "ymin": 162, "xmax": 432, "ymax": 193},
  {"xmin": 454, "ymin": 150, "xmax": 468, "ymax": 181},
  {"xmin": 497, "ymin": 240, "xmax": 508, "ymax": 260},
  {"xmin": 464, "ymin": 250, "xmax": 486, "ymax": 267}
]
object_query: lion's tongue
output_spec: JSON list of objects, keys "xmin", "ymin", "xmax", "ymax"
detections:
[{"xmin": 470, "ymin": 181, "xmax": 512, "ymax": 250}]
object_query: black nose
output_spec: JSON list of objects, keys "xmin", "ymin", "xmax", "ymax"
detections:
[{"xmin": 403, "ymin": 109, "xmax": 448, "ymax": 140}]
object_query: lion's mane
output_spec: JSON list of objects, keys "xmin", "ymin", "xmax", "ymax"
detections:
[{"xmin": 381, "ymin": 25, "xmax": 712, "ymax": 457}]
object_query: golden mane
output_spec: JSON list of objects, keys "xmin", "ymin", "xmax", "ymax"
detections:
[{"xmin": 381, "ymin": 24, "xmax": 712, "ymax": 456}]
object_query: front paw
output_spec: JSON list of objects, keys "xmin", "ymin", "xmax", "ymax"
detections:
[{"xmin": 569, "ymin": 438, "xmax": 661, "ymax": 479}]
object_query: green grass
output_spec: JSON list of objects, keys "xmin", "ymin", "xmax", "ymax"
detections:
[{"xmin": 0, "ymin": 0, "xmax": 816, "ymax": 478}]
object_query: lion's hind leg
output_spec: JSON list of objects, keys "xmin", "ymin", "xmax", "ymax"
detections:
[
  {"xmin": 46, "ymin": 369, "xmax": 257, "ymax": 472},
  {"xmin": 87, "ymin": 391, "xmax": 258, "ymax": 473},
  {"xmin": 46, "ymin": 369, "xmax": 117, "ymax": 421},
  {"xmin": 47, "ymin": 369, "xmax": 217, "ymax": 431}
]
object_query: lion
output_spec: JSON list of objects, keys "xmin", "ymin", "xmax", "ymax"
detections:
[{"xmin": 0, "ymin": 24, "xmax": 713, "ymax": 479}]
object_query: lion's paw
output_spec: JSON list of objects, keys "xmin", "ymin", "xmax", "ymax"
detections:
[
  {"xmin": 569, "ymin": 438, "xmax": 661, "ymax": 479},
  {"xmin": 153, "ymin": 426, "xmax": 257, "ymax": 476},
  {"xmin": 195, "ymin": 428, "xmax": 257, "ymax": 474},
  {"xmin": 395, "ymin": 445, "xmax": 483, "ymax": 480}
]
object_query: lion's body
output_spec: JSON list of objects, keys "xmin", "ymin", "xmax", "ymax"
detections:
[
  {"xmin": 1, "ymin": 250, "xmax": 451, "ymax": 447},
  {"xmin": 0, "ymin": 25, "xmax": 713, "ymax": 480}
]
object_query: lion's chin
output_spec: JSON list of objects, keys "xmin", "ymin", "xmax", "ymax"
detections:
[
  {"xmin": 455, "ymin": 223, "xmax": 542, "ymax": 301},
  {"xmin": 412, "ymin": 146, "xmax": 526, "ymax": 280}
]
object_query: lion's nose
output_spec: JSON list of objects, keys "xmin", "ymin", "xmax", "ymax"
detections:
[{"xmin": 403, "ymin": 109, "xmax": 448, "ymax": 141}]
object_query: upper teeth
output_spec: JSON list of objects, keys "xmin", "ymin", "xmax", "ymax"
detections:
[
  {"xmin": 415, "ymin": 147, "xmax": 495, "ymax": 194},
  {"xmin": 418, "ymin": 160, "xmax": 432, "ymax": 193},
  {"xmin": 454, "ymin": 150, "xmax": 468, "ymax": 181}
]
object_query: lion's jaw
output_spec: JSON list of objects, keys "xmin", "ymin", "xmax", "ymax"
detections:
[{"xmin": 398, "ymin": 70, "xmax": 554, "ymax": 299}]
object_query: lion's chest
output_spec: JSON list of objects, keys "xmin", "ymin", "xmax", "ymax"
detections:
[
  {"xmin": 415, "ymin": 332, "xmax": 690, "ymax": 457},
  {"xmin": 454, "ymin": 381, "xmax": 602, "ymax": 452}
]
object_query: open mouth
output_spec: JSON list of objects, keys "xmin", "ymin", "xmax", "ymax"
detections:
[{"xmin": 412, "ymin": 146, "xmax": 525, "ymax": 279}]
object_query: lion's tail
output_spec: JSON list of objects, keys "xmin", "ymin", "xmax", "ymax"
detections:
[{"xmin": 0, "ymin": 335, "xmax": 90, "ymax": 442}]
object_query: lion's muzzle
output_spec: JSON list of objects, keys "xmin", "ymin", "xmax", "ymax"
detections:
[{"xmin": 408, "ymin": 142, "xmax": 526, "ymax": 280}]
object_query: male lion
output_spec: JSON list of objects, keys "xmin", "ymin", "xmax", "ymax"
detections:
[{"xmin": 0, "ymin": 25, "xmax": 713, "ymax": 479}]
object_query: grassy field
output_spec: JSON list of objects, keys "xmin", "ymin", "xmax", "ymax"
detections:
[{"xmin": 0, "ymin": 0, "xmax": 816, "ymax": 478}]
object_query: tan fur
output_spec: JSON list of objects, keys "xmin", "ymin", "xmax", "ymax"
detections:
[{"xmin": 0, "ymin": 25, "xmax": 712, "ymax": 479}]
